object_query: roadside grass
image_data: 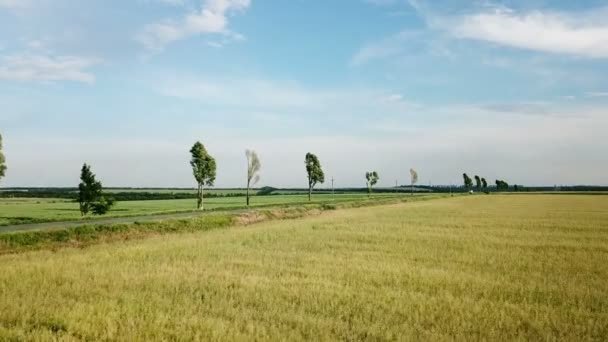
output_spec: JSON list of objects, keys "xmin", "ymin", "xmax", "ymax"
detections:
[
  {"xmin": 0, "ymin": 193, "xmax": 411, "ymax": 226},
  {"xmin": 0, "ymin": 195, "xmax": 606, "ymax": 340},
  {"xmin": 0, "ymin": 195, "xmax": 443, "ymax": 254}
]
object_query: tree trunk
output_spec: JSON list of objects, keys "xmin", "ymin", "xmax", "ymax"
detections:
[
  {"xmin": 197, "ymin": 184, "xmax": 203, "ymax": 210},
  {"xmin": 201, "ymin": 186, "xmax": 204, "ymax": 210},
  {"xmin": 246, "ymin": 179, "xmax": 250, "ymax": 206},
  {"xmin": 411, "ymin": 182, "xmax": 414, "ymax": 196},
  {"xmin": 308, "ymin": 183, "xmax": 312, "ymax": 202}
]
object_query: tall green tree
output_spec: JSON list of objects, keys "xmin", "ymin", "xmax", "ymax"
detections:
[
  {"xmin": 463, "ymin": 173, "xmax": 473, "ymax": 190},
  {"xmin": 78, "ymin": 163, "xmax": 114, "ymax": 216},
  {"xmin": 495, "ymin": 180, "xmax": 509, "ymax": 191},
  {"xmin": 474, "ymin": 175, "xmax": 482, "ymax": 189},
  {"xmin": 305, "ymin": 153, "xmax": 324, "ymax": 201},
  {"xmin": 481, "ymin": 177, "xmax": 488, "ymax": 189},
  {"xmin": 366, "ymin": 171, "xmax": 380, "ymax": 197},
  {"xmin": 245, "ymin": 149, "xmax": 261, "ymax": 206},
  {"xmin": 409, "ymin": 168, "xmax": 418, "ymax": 196},
  {"xmin": 190, "ymin": 141, "xmax": 216, "ymax": 210},
  {"xmin": 0, "ymin": 134, "xmax": 6, "ymax": 184}
]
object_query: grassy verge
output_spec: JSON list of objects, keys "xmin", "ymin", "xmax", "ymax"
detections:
[
  {"xmin": 0, "ymin": 195, "xmax": 449, "ymax": 254},
  {"xmin": 0, "ymin": 193, "xmax": 410, "ymax": 226}
]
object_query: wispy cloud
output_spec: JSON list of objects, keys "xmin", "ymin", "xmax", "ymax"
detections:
[
  {"xmin": 421, "ymin": 3, "xmax": 608, "ymax": 58},
  {"xmin": 156, "ymin": 75, "xmax": 421, "ymax": 120},
  {"xmin": 586, "ymin": 91, "xmax": 608, "ymax": 98},
  {"xmin": 0, "ymin": 0, "xmax": 30, "ymax": 10},
  {"xmin": 350, "ymin": 31, "xmax": 420, "ymax": 66},
  {"xmin": 135, "ymin": 0, "xmax": 251, "ymax": 51},
  {"xmin": 0, "ymin": 54, "xmax": 101, "ymax": 84}
]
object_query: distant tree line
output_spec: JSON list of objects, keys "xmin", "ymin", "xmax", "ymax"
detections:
[
  {"xmin": 462, "ymin": 172, "xmax": 524, "ymax": 193},
  {"xmin": 0, "ymin": 189, "xmax": 248, "ymax": 201}
]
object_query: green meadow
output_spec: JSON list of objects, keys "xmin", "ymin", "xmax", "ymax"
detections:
[
  {"xmin": 0, "ymin": 193, "xmax": 407, "ymax": 226},
  {"xmin": 0, "ymin": 194, "xmax": 606, "ymax": 340}
]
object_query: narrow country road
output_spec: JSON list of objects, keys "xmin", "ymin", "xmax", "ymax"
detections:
[{"xmin": 0, "ymin": 209, "xmax": 250, "ymax": 234}]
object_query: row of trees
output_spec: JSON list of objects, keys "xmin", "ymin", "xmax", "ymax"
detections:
[
  {"xmin": 463, "ymin": 173, "xmax": 514, "ymax": 192},
  {"xmin": 1, "ymin": 133, "xmax": 523, "ymax": 216},
  {"xmin": 0, "ymin": 135, "xmax": 421, "ymax": 213},
  {"xmin": 190, "ymin": 142, "xmax": 405, "ymax": 209}
]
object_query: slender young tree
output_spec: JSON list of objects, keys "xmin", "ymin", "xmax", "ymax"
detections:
[
  {"xmin": 474, "ymin": 175, "xmax": 482, "ymax": 189},
  {"xmin": 0, "ymin": 134, "xmax": 6, "ymax": 184},
  {"xmin": 78, "ymin": 163, "xmax": 114, "ymax": 216},
  {"xmin": 463, "ymin": 173, "xmax": 473, "ymax": 190},
  {"xmin": 409, "ymin": 168, "xmax": 418, "ymax": 196},
  {"xmin": 495, "ymin": 180, "xmax": 510, "ymax": 191},
  {"xmin": 245, "ymin": 149, "xmax": 261, "ymax": 206},
  {"xmin": 305, "ymin": 153, "xmax": 325, "ymax": 201},
  {"xmin": 366, "ymin": 171, "xmax": 380, "ymax": 198},
  {"xmin": 190, "ymin": 141, "xmax": 216, "ymax": 210}
]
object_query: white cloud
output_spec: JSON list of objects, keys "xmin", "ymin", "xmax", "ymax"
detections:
[
  {"xmin": 156, "ymin": 75, "xmax": 422, "ymax": 124},
  {"xmin": 0, "ymin": 0, "xmax": 29, "ymax": 10},
  {"xmin": 442, "ymin": 7, "xmax": 608, "ymax": 58},
  {"xmin": 0, "ymin": 54, "xmax": 101, "ymax": 84},
  {"xmin": 136, "ymin": 0, "xmax": 251, "ymax": 51},
  {"xmin": 350, "ymin": 31, "xmax": 417, "ymax": 66},
  {"xmin": 586, "ymin": 91, "xmax": 608, "ymax": 98}
]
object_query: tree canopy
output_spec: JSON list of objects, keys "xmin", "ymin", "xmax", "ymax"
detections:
[
  {"xmin": 495, "ymin": 180, "xmax": 509, "ymax": 191},
  {"xmin": 190, "ymin": 141, "xmax": 217, "ymax": 210},
  {"xmin": 409, "ymin": 168, "xmax": 418, "ymax": 196},
  {"xmin": 78, "ymin": 163, "xmax": 113, "ymax": 215},
  {"xmin": 305, "ymin": 153, "xmax": 325, "ymax": 201},
  {"xmin": 366, "ymin": 171, "xmax": 380, "ymax": 197},
  {"xmin": 246, "ymin": 149, "xmax": 261, "ymax": 206},
  {"xmin": 463, "ymin": 173, "xmax": 473, "ymax": 189}
]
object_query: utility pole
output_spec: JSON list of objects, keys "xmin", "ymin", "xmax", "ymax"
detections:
[{"xmin": 331, "ymin": 177, "xmax": 335, "ymax": 200}]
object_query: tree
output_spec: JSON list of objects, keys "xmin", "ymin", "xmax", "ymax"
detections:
[
  {"xmin": 463, "ymin": 173, "xmax": 473, "ymax": 190},
  {"xmin": 91, "ymin": 196, "xmax": 115, "ymax": 215},
  {"xmin": 366, "ymin": 171, "xmax": 379, "ymax": 198},
  {"xmin": 245, "ymin": 149, "xmax": 261, "ymax": 206},
  {"xmin": 78, "ymin": 163, "xmax": 114, "ymax": 216},
  {"xmin": 0, "ymin": 134, "xmax": 6, "ymax": 184},
  {"xmin": 305, "ymin": 153, "xmax": 324, "ymax": 201},
  {"xmin": 474, "ymin": 175, "xmax": 482, "ymax": 189},
  {"xmin": 409, "ymin": 168, "xmax": 418, "ymax": 196},
  {"xmin": 190, "ymin": 141, "xmax": 216, "ymax": 210},
  {"xmin": 481, "ymin": 177, "xmax": 488, "ymax": 190},
  {"xmin": 495, "ymin": 180, "xmax": 509, "ymax": 191}
]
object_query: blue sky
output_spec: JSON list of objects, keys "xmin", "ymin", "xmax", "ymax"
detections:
[{"xmin": 1, "ymin": 0, "xmax": 607, "ymax": 188}]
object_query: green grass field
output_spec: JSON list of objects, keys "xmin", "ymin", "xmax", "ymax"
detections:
[
  {"xmin": 0, "ymin": 194, "xmax": 606, "ymax": 340},
  {"xmin": 103, "ymin": 188, "xmax": 247, "ymax": 194},
  {"xmin": 0, "ymin": 193, "xmax": 407, "ymax": 226}
]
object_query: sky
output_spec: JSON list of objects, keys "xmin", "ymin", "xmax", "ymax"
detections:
[{"xmin": 0, "ymin": 0, "xmax": 607, "ymax": 188}]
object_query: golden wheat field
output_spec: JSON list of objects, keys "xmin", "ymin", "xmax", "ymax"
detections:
[{"xmin": 0, "ymin": 195, "xmax": 607, "ymax": 340}]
